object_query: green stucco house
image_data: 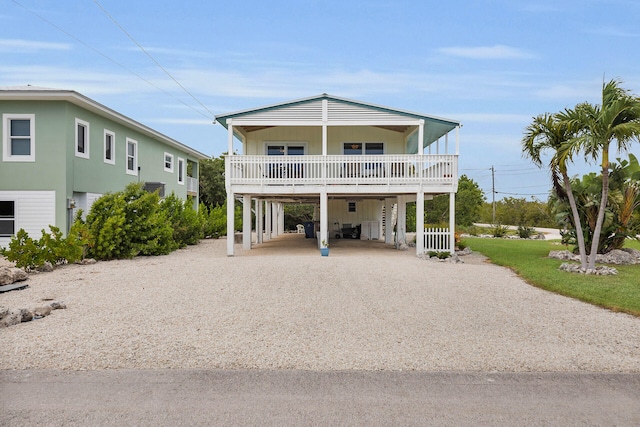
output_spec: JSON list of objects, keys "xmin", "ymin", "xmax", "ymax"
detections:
[{"xmin": 0, "ymin": 86, "xmax": 208, "ymax": 247}]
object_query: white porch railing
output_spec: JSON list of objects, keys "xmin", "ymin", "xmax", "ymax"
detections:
[
  {"xmin": 423, "ymin": 227, "xmax": 452, "ymax": 252},
  {"xmin": 226, "ymin": 154, "xmax": 457, "ymax": 186},
  {"xmin": 186, "ymin": 176, "xmax": 198, "ymax": 194}
]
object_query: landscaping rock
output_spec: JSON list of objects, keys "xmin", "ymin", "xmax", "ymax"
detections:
[
  {"xmin": 548, "ymin": 250, "xmax": 577, "ymax": 261},
  {"xmin": 0, "ymin": 308, "xmax": 22, "ymax": 328},
  {"xmin": 0, "ymin": 266, "xmax": 28, "ymax": 286},
  {"xmin": 37, "ymin": 262, "xmax": 54, "ymax": 273},
  {"xmin": 559, "ymin": 263, "xmax": 618, "ymax": 275},
  {"xmin": 33, "ymin": 306, "xmax": 52, "ymax": 318},
  {"xmin": 50, "ymin": 301, "xmax": 67, "ymax": 310},
  {"xmin": 20, "ymin": 308, "xmax": 33, "ymax": 322},
  {"xmin": 79, "ymin": 258, "xmax": 97, "ymax": 265},
  {"xmin": 598, "ymin": 249, "xmax": 639, "ymax": 265}
]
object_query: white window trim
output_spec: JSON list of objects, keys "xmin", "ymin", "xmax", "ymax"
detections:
[
  {"xmin": 74, "ymin": 118, "xmax": 90, "ymax": 159},
  {"xmin": 177, "ymin": 157, "xmax": 185, "ymax": 184},
  {"xmin": 126, "ymin": 138, "xmax": 138, "ymax": 176},
  {"xmin": 164, "ymin": 152, "xmax": 174, "ymax": 173},
  {"xmin": 342, "ymin": 141, "xmax": 385, "ymax": 155},
  {"xmin": 2, "ymin": 113, "xmax": 35, "ymax": 162},
  {"xmin": 103, "ymin": 129, "xmax": 115, "ymax": 165},
  {"xmin": 264, "ymin": 141, "xmax": 308, "ymax": 155}
]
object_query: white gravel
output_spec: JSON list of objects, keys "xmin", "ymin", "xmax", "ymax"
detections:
[{"xmin": 1, "ymin": 236, "xmax": 639, "ymax": 371}]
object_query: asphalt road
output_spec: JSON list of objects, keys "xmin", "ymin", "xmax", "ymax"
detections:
[{"xmin": 2, "ymin": 370, "xmax": 639, "ymax": 426}]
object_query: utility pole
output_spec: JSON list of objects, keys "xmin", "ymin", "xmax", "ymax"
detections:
[{"xmin": 491, "ymin": 166, "xmax": 496, "ymax": 223}]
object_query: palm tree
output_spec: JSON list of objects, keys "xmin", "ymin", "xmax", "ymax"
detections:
[
  {"xmin": 561, "ymin": 80, "xmax": 640, "ymax": 271},
  {"xmin": 522, "ymin": 113, "xmax": 588, "ymax": 269}
]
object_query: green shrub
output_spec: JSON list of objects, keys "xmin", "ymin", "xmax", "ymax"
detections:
[
  {"xmin": 160, "ymin": 193, "xmax": 203, "ymax": 248},
  {"xmin": 517, "ymin": 225, "xmax": 535, "ymax": 239},
  {"xmin": 426, "ymin": 250, "xmax": 451, "ymax": 259},
  {"xmin": 0, "ymin": 229, "xmax": 45, "ymax": 270},
  {"xmin": 490, "ymin": 223, "xmax": 510, "ymax": 238},
  {"xmin": 86, "ymin": 183, "xmax": 176, "ymax": 260},
  {"xmin": 0, "ymin": 221, "xmax": 89, "ymax": 270}
]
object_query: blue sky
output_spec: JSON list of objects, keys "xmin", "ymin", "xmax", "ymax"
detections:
[{"xmin": 3, "ymin": 0, "xmax": 639, "ymax": 200}]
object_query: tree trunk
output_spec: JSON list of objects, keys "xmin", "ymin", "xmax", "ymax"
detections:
[
  {"xmin": 563, "ymin": 172, "xmax": 588, "ymax": 270},
  {"xmin": 587, "ymin": 154, "xmax": 610, "ymax": 271}
]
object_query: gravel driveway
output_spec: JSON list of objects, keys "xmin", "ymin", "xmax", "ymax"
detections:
[{"xmin": 1, "ymin": 237, "xmax": 639, "ymax": 371}]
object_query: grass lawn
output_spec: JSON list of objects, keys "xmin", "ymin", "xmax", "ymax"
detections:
[{"xmin": 461, "ymin": 237, "xmax": 640, "ymax": 316}]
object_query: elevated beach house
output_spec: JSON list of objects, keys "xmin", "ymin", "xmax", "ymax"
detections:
[
  {"xmin": 0, "ymin": 86, "xmax": 208, "ymax": 247},
  {"xmin": 216, "ymin": 94, "xmax": 461, "ymax": 256}
]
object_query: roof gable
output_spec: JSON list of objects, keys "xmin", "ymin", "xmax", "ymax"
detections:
[{"xmin": 215, "ymin": 94, "xmax": 460, "ymax": 148}]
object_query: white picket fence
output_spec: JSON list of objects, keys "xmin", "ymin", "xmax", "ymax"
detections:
[{"xmin": 423, "ymin": 227, "xmax": 452, "ymax": 252}]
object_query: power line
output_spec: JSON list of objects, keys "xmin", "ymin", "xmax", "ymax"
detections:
[
  {"xmin": 10, "ymin": 0, "xmax": 212, "ymax": 120},
  {"xmin": 92, "ymin": 0, "xmax": 216, "ymax": 119}
]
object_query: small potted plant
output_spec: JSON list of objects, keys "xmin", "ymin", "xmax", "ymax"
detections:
[{"xmin": 320, "ymin": 239, "xmax": 329, "ymax": 256}]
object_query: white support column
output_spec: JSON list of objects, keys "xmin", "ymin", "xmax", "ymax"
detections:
[
  {"xmin": 396, "ymin": 195, "xmax": 407, "ymax": 248},
  {"xmin": 416, "ymin": 191, "xmax": 424, "ymax": 256},
  {"xmin": 226, "ymin": 191, "xmax": 235, "ymax": 256},
  {"xmin": 320, "ymin": 191, "xmax": 328, "ymax": 248},
  {"xmin": 271, "ymin": 203, "xmax": 278, "ymax": 237},
  {"xmin": 256, "ymin": 199, "xmax": 263, "ymax": 244},
  {"xmin": 277, "ymin": 203, "xmax": 285, "ymax": 235},
  {"xmin": 322, "ymin": 99, "xmax": 328, "ymax": 156},
  {"xmin": 418, "ymin": 119, "xmax": 424, "ymax": 154},
  {"xmin": 449, "ymin": 192, "xmax": 456, "ymax": 253},
  {"xmin": 455, "ymin": 126, "xmax": 460, "ymax": 155},
  {"xmin": 264, "ymin": 201, "xmax": 271, "ymax": 241},
  {"xmin": 242, "ymin": 195, "xmax": 252, "ymax": 250},
  {"xmin": 384, "ymin": 198, "xmax": 394, "ymax": 244},
  {"xmin": 227, "ymin": 119, "xmax": 234, "ymax": 155}
]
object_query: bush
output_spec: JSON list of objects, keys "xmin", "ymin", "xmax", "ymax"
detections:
[
  {"xmin": 427, "ymin": 250, "xmax": 451, "ymax": 259},
  {"xmin": 160, "ymin": 194, "xmax": 203, "ymax": 247},
  {"xmin": 490, "ymin": 223, "xmax": 510, "ymax": 238},
  {"xmin": 517, "ymin": 225, "xmax": 535, "ymax": 239},
  {"xmin": 0, "ymin": 221, "xmax": 89, "ymax": 270},
  {"xmin": 1, "ymin": 229, "xmax": 44, "ymax": 270},
  {"xmin": 86, "ymin": 183, "xmax": 175, "ymax": 260}
]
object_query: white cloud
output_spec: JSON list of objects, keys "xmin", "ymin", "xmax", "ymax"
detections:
[
  {"xmin": 588, "ymin": 26, "xmax": 640, "ymax": 38},
  {"xmin": 438, "ymin": 45, "xmax": 535, "ymax": 60},
  {"xmin": 0, "ymin": 38, "xmax": 71, "ymax": 52}
]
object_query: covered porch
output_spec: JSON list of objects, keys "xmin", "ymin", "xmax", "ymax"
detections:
[{"xmin": 227, "ymin": 191, "xmax": 455, "ymax": 257}]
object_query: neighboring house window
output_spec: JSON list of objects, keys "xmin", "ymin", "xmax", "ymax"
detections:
[
  {"xmin": 0, "ymin": 200, "xmax": 15, "ymax": 237},
  {"xmin": 75, "ymin": 119, "xmax": 90, "ymax": 159},
  {"xmin": 2, "ymin": 113, "xmax": 35, "ymax": 162},
  {"xmin": 177, "ymin": 157, "xmax": 185, "ymax": 184},
  {"xmin": 126, "ymin": 138, "xmax": 138, "ymax": 176},
  {"xmin": 104, "ymin": 130, "xmax": 115, "ymax": 165},
  {"xmin": 164, "ymin": 152, "xmax": 174, "ymax": 172}
]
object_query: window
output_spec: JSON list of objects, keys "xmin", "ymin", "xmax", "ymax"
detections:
[
  {"xmin": 343, "ymin": 142, "xmax": 384, "ymax": 155},
  {"xmin": 0, "ymin": 201, "xmax": 15, "ymax": 237},
  {"xmin": 177, "ymin": 157, "xmax": 185, "ymax": 184},
  {"xmin": 265, "ymin": 143, "xmax": 306, "ymax": 156},
  {"xmin": 126, "ymin": 138, "xmax": 138, "ymax": 176},
  {"xmin": 104, "ymin": 130, "xmax": 115, "ymax": 164},
  {"xmin": 164, "ymin": 152, "xmax": 174, "ymax": 172},
  {"xmin": 75, "ymin": 118, "xmax": 90, "ymax": 159},
  {"xmin": 3, "ymin": 114, "xmax": 35, "ymax": 162},
  {"xmin": 348, "ymin": 201, "xmax": 357, "ymax": 213},
  {"xmin": 265, "ymin": 143, "xmax": 306, "ymax": 178}
]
